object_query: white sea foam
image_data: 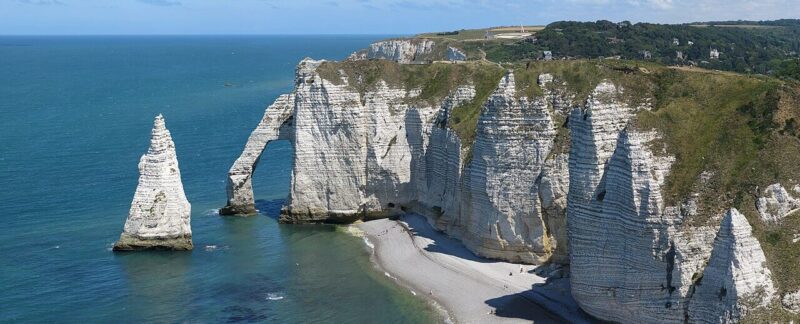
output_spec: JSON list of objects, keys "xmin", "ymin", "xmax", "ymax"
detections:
[
  {"xmin": 266, "ymin": 292, "xmax": 284, "ymax": 301},
  {"xmin": 205, "ymin": 209, "xmax": 220, "ymax": 216},
  {"xmin": 205, "ymin": 245, "xmax": 218, "ymax": 251},
  {"xmin": 362, "ymin": 237, "xmax": 374, "ymax": 250}
]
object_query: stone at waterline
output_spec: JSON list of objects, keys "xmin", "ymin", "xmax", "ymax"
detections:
[{"xmin": 113, "ymin": 114, "xmax": 192, "ymax": 251}]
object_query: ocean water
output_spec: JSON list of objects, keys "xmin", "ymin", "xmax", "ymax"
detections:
[{"xmin": 0, "ymin": 35, "xmax": 439, "ymax": 323}]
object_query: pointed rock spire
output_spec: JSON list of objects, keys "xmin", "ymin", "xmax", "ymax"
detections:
[
  {"xmin": 113, "ymin": 114, "xmax": 192, "ymax": 251},
  {"xmin": 688, "ymin": 208, "xmax": 775, "ymax": 322}
]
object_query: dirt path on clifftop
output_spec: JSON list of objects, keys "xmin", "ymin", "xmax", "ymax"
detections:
[{"xmin": 356, "ymin": 214, "xmax": 597, "ymax": 324}]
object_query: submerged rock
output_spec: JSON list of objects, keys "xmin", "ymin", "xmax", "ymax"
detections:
[{"xmin": 113, "ymin": 114, "xmax": 192, "ymax": 251}]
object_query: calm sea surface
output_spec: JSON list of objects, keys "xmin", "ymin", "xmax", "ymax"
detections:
[{"xmin": 0, "ymin": 35, "xmax": 439, "ymax": 323}]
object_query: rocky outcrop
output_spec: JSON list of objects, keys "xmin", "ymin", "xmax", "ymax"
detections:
[
  {"xmin": 756, "ymin": 183, "xmax": 800, "ymax": 223},
  {"xmin": 782, "ymin": 290, "xmax": 800, "ymax": 314},
  {"xmin": 348, "ymin": 39, "xmax": 436, "ymax": 63},
  {"xmin": 688, "ymin": 208, "xmax": 776, "ymax": 323},
  {"xmin": 446, "ymin": 46, "xmax": 466, "ymax": 62},
  {"xmin": 114, "ymin": 114, "xmax": 192, "ymax": 251},
  {"xmin": 221, "ymin": 94, "xmax": 294, "ymax": 215}
]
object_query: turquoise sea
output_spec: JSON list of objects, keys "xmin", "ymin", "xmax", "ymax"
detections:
[{"xmin": 0, "ymin": 35, "xmax": 439, "ymax": 323}]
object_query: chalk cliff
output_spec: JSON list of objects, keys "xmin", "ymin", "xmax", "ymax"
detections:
[
  {"xmin": 460, "ymin": 72, "xmax": 557, "ymax": 263},
  {"xmin": 114, "ymin": 114, "xmax": 192, "ymax": 251},
  {"xmin": 225, "ymin": 49, "xmax": 793, "ymax": 322},
  {"xmin": 348, "ymin": 39, "xmax": 436, "ymax": 63}
]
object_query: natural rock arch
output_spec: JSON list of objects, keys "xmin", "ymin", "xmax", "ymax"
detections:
[{"xmin": 220, "ymin": 94, "xmax": 295, "ymax": 215}]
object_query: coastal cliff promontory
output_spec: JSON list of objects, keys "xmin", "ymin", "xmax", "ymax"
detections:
[
  {"xmin": 224, "ymin": 38, "xmax": 800, "ymax": 322},
  {"xmin": 114, "ymin": 114, "xmax": 192, "ymax": 251}
]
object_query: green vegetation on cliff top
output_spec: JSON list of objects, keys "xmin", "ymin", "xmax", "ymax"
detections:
[
  {"xmin": 415, "ymin": 19, "xmax": 800, "ymax": 81},
  {"xmin": 316, "ymin": 60, "xmax": 506, "ymax": 148}
]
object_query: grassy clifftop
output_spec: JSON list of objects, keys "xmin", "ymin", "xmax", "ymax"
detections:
[{"xmin": 316, "ymin": 60, "xmax": 506, "ymax": 147}]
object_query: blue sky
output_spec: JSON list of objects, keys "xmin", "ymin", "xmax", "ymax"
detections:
[{"xmin": 2, "ymin": 0, "xmax": 798, "ymax": 35}]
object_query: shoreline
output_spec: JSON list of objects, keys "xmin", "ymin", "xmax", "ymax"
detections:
[
  {"xmin": 348, "ymin": 221, "xmax": 457, "ymax": 324},
  {"xmin": 353, "ymin": 214, "xmax": 597, "ymax": 324}
]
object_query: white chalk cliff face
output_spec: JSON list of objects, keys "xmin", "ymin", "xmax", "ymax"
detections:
[
  {"xmin": 348, "ymin": 39, "xmax": 436, "ymax": 63},
  {"xmin": 460, "ymin": 72, "xmax": 557, "ymax": 263},
  {"xmin": 563, "ymin": 82, "xmax": 775, "ymax": 322},
  {"xmin": 114, "ymin": 114, "xmax": 192, "ymax": 251},
  {"xmin": 226, "ymin": 56, "xmax": 781, "ymax": 322}
]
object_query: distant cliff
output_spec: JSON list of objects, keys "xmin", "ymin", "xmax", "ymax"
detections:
[{"xmin": 223, "ymin": 39, "xmax": 800, "ymax": 322}]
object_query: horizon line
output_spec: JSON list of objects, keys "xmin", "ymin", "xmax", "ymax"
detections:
[{"xmin": 0, "ymin": 33, "xmax": 407, "ymax": 37}]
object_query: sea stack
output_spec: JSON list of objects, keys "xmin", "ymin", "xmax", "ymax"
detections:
[{"xmin": 113, "ymin": 114, "xmax": 192, "ymax": 251}]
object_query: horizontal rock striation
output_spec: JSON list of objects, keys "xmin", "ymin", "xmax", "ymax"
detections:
[
  {"xmin": 281, "ymin": 59, "xmax": 410, "ymax": 222},
  {"xmin": 410, "ymin": 86, "xmax": 475, "ymax": 231},
  {"xmin": 460, "ymin": 71, "xmax": 557, "ymax": 263},
  {"xmin": 114, "ymin": 114, "xmax": 192, "ymax": 251},
  {"xmin": 562, "ymin": 81, "xmax": 777, "ymax": 322}
]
